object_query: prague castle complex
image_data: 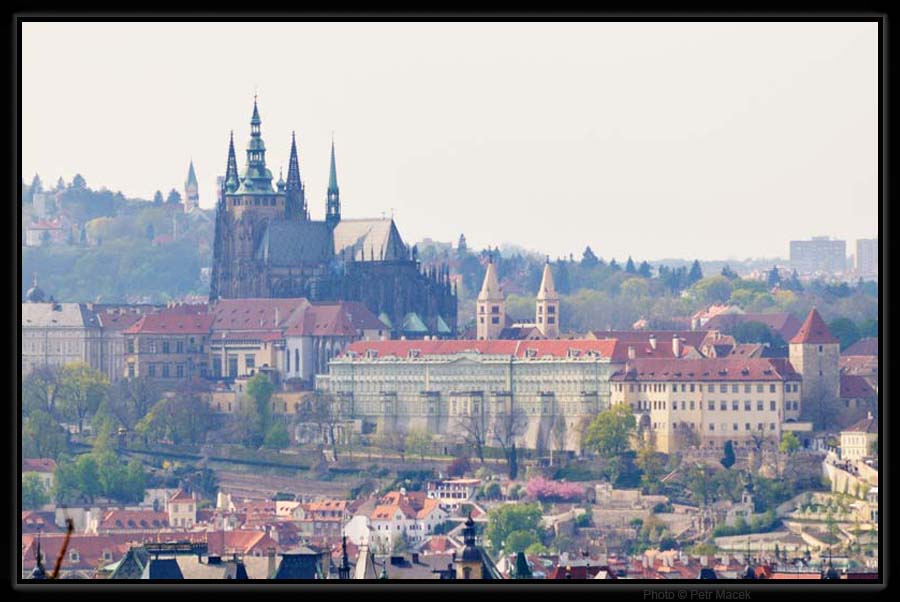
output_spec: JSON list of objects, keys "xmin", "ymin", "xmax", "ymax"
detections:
[{"xmin": 209, "ymin": 99, "xmax": 456, "ymax": 338}]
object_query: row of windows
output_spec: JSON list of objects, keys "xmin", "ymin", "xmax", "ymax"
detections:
[
  {"xmin": 232, "ymin": 197, "xmax": 278, "ymax": 207},
  {"xmin": 649, "ymin": 421, "xmax": 777, "ymax": 432},
  {"xmin": 619, "ymin": 382, "xmax": 799, "ymax": 394},
  {"xmin": 131, "ymin": 339, "xmax": 202, "ymax": 354},
  {"xmin": 143, "ymin": 363, "xmax": 207, "ymax": 378},
  {"xmin": 636, "ymin": 399, "xmax": 799, "ymax": 413}
]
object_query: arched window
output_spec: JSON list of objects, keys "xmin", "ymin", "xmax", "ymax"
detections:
[{"xmin": 295, "ymin": 349, "xmax": 300, "ymax": 374}]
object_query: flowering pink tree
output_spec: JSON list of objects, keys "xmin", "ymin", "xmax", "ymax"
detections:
[{"xmin": 525, "ymin": 477, "xmax": 584, "ymax": 502}]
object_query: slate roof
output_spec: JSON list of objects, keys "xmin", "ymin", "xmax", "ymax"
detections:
[
  {"xmin": 256, "ymin": 220, "xmax": 334, "ymax": 266},
  {"xmin": 705, "ymin": 312, "xmax": 803, "ymax": 341},
  {"xmin": 142, "ymin": 557, "xmax": 184, "ymax": 579},
  {"xmin": 273, "ymin": 547, "xmax": 327, "ymax": 579}
]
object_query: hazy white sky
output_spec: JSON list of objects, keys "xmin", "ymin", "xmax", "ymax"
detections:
[{"xmin": 22, "ymin": 21, "xmax": 878, "ymax": 260}]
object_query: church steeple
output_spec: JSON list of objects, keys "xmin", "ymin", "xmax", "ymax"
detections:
[
  {"xmin": 476, "ymin": 254, "xmax": 505, "ymax": 341},
  {"xmin": 535, "ymin": 256, "xmax": 560, "ymax": 338},
  {"xmin": 224, "ymin": 131, "xmax": 239, "ymax": 192},
  {"xmin": 285, "ymin": 131, "xmax": 307, "ymax": 220},
  {"xmin": 326, "ymin": 137, "xmax": 341, "ymax": 227},
  {"xmin": 239, "ymin": 96, "xmax": 273, "ymax": 193}
]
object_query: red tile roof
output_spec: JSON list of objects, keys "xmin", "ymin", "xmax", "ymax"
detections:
[
  {"xmin": 588, "ymin": 330, "xmax": 709, "ymax": 348},
  {"xmin": 845, "ymin": 413, "xmax": 878, "ymax": 434},
  {"xmin": 123, "ymin": 312, "xmax": 214, "ymax": 335},
  {"xmin": 611, "ymin": 358, "xmax": 800, "ymax": 382},
  {"xmin": 840, "ymin": 356, "xmax": 878, "ymax": 376},
  {"xmin": 705, "ymin": 312, "xmax": 803, "ymax": 341},
  {"xmin": 22, "ymin": 458, "xmax": 57, "ymax": 473},
  {"xmin": 99, "ymin": 510, "xmax": 169, "ymax": 530},
  {"xmin": 843, "ymin": 337, "xmax": 878, "ymax": 356},
  {"xmin": 343, "ymin": 339, "xmax": 617, "ymax": 359},
  {"xmin": 840, "ymin": 374, "xmax": 877, "ymax": 399},
  {"xmin": 790, "ymin": 309, "xmax": 838, "ymax": 345},
  {"xmin": 295, "ymin": 301, "xmax": 387, "ymax": 336},
  {"xmin": 22, "ymin": 534, "xmax": 129, "ymax": 572}
]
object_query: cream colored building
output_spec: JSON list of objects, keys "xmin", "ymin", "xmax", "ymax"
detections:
[
  {"xmin": 840, "ymin": 412, "xmax": 877, "ymax": 461},
  {"xmin": 22, "ymin": 301, "xmax": 104, "ymax": 376},
  {"xmin": 610, "ymin": 358, "xmax": 803, "ymax": 453},
  {"xmin": 535, "ymin": 259, "xmax": 560, "ymax": 338},
  {"xmin": 788, "ymin": 308, "xmax": 841, "ymax": 408},
  {"xmin": 320, "ymin": 339, "xmax": 621, "ymax": 452}
]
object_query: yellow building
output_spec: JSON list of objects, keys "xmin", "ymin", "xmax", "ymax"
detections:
[
  {"xmin": 840, "ymin": 412, "xmax": 877, "ymax": 461},
  {"xmin": 610, "ymin": 358, "xmax": 803, "ymax": 453}
]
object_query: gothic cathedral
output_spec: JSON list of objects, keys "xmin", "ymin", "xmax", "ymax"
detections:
[{"xmin": 209, "ymin": 98, "xmax": 457, "ymax": 338}]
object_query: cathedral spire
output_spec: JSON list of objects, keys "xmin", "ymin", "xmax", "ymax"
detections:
[
  {"xmin": 285, "ymin": 131, "xmax": 307, "ymax": 220},
  {"xmin": 326, "ymin": 136, "xmax": 341, "ymax": 227},
  {"xmin": 241, "ymin": 96, "xmax": 273, "ymax": 193},
  {"xmin": 224, "ymin": 131, "xmax": 239, "ymax": 192}
]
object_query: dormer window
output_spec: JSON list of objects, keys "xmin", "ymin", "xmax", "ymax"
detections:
[{"xmin": 69, "ymin": 550, "xmax": 79, "ymax": 563}]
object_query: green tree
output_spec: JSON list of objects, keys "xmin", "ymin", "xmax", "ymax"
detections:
[
  {"xmin": 485, "ymin": 502, "xmax": 543, "ymax": 554},
  {"xmin": 780, "ymin": 431, "xmax": 800, "ymax": 455},
  {"xmin": 166, "ymin": 189, "xmax": 182, "ymax": 204},
  {"xmin": 721, "ymin": 265, "xmax": 738, "ymax": 280},
  {"xmin": 720, "ymin": 440, "xmax": 736, "ymax": 469},
  {"xmin": 636, "ymin": 444, "xmax": 665, "ymax": 493},
  {"xmin": 625, "ymin": 256, "xmax": 637, "ymax": 274},
  {"xmin": 828, "ymin": 318, "xmax": 862, "ymax": 351},
  {"xmin": 246, "ymin": 374, "xmax": 275, "ymax": 429},
  {"xmin": 72, "ymin": 174, "xmax": 87, "ymax": 189},
  {"xmin": 22, "ymin": 410, "xmax": 68, "ymax": 460},
  {"xmin": 263, "ymin": 420, "xmax": 291, "ymax": 450},
  {"xmin": 56, "ymin": 363, "xmax": 109, "ymax": 433},
  {"xmin": 405, "ymin": 428, "xmax": 433, "ymax": 461},
  {"xmin": 153, "ymin": 190, "xmax": 164, "ymax": 205},
  {"xmin": 690, "ymin": 276, "xmax": 732, "ymax": 305},
  {"xmin": 74, "ymin": 453, "xmax": 101, "ymax": 503},
  {"xmin": 638, "ymin": 261, "xmax": 652, "ymax": 278},
  {"xmin": 23, "ymin": 366, "xmax": 62, "ymax": 420},
  {"xmin": 504, "ymin": 529, "xmax": 540, "ymax": 554},
  {"xmin": 688, "ymin": 260, "xmax": 704, "ymax": 284},
  {"xmin": 22, "ymin": 473, "xmax": 49, "ymax": 509},
  {"xmin": 583, "ymin": 404, "xmax": 636, "ymax": 457},
  {"xmin": 581, "ymin": 246, "xmax": 599, "ymax": 268}
]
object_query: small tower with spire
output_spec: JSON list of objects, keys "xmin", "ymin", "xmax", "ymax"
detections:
[
  {"xmin": 285, "ymin": 131, "xmax": 308, "ymax": 221},
  {"xmin": 326, "ymin": 137, "xmax": 341, "ymax": 228},
  {"xmin": 184, "ymin": 160, "xmax": 199, "ymax": 213},
  {"xmin": 224, "ymin": 130, "xmax": 239, "ymax": 195},
  {"xmin": 535, "ymin": 256, "xmax": 560, "ymax": 338},
  {"xmin": 476, "ymin": 254, "xmax": 505, "ymax": 340}
]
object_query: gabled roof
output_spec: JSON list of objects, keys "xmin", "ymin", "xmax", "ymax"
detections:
[
  {"xmin": 256, "ymin": 220, "xmax": 334, "ymax": 266},
  {"xmin": 844, "ymin": 413, "xmax": 877, "ymax": 435},
  {"xmin": 401, "ymin": 312, "xmax": 429, "ymax": 333},
  {"xmin": 333, "ymin": 218, "xmax": 406, "ymax": 261},
  {"xmin": 790, "ymin": 309, "xmax": 838, "ymax": 345},
  {"xmin": 142, "ymin": 557, "xmax": 184, "ymax": 579},
  {"xmin": 840, "ymin": 374, "xmax": 877, "ymax": 400},
  {"xmin": 22, "ymin": 303, "xmax": 101, "ymax": 329},
  {"xmin": 124, "ymin": 313, "xmax": 214, "ymax": 335},
  {"xmin": 22, "ymin": 458, "xmax": 57, "ymax": 473},
  {"xmin": 611, "ymin": 358, "xmax": 800, "ymax": 382},
  {"xmin": 843, "ymin": 337, "xmax": 878, "ymax": 356}
]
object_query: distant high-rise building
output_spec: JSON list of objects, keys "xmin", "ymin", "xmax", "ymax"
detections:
[
  {"xmin": 855, "ymin": 238, "xmax": 878, "ymax": 279},
  {"xmin": 789, "ymin": 237, "xmax": 847, "ymax": 275}
]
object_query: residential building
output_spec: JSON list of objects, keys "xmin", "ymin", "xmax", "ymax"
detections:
[
  {"xmin": 790, "ymin": 237, "xmax": 847, "ymax": 275},
  {"xmin": 167, "ymin": 490, "xmax": 198, "ymax": 529},
  {"xmin": 840, "ymin": 412, "xmax": 877, "ymax": 461},
  {"xmin": 123, "ymin": 310, "xmax": 213, "ymax": 382},
  {"xmin": 426, "ymin": 478, "xmax": 481, "ymax": 510},
  {"xmin": 346, "ymin": 490, "xmax": 448, "ymax": 553},
  {"xmin": 609, "ymin": 357, "xmax": 802, "ymax": 453},
  {"xmin": 21, "ymin": 299, "xmax": 104, "ymax": 377},
  {"xmin": 22, "ymin": 458, "xmax": 57, "ymax": 494},
  {"xmin": 855, "ymin": 238, "xmax": 878, "ymax": 279}
]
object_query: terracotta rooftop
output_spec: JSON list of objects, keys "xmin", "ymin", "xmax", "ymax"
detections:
[
  {"xmin": 22, "ymin": 458, "xmax": 57, "ymax": 473},
  {"xmin": 790, "ymin": 309, "xmax": 838, "ymax": 345},
  {"xmin": 611, "ymin": 358, "xmax": 801, "ymax": 382},
  {"xmin": 123, "ymin": 312, "xmax": 214, "ymax": 335},
  {"xmin": 843, "ymin": 337, "xmax": 878, "ymax": 356},
  {"xmin": 840, "ymin": 374, "xmax": 877, "ymax": 399}
]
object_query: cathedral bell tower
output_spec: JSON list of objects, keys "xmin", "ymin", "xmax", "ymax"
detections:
[{"xmin": 535, "ymin": 256, "xmax": 560, "ymax": 338}]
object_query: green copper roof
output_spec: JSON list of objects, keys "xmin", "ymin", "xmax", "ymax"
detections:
[
  {"xmin": 328, "ymin": 140, "xmax": 339, "ymax": 192},
  {"xmin": 251, "ymin": 97, "xmax": 261, "ymax": 125},
  {"xmin": 401, "ymin": 312, "xmax": 428, "ymax": 333},
  {"xmin": 377, "ymin": 312, "xmax": 393, "ymax": 329},
  {"xmin": 436, "ymin": 315, "xmax": 451, "ymax": 333}
]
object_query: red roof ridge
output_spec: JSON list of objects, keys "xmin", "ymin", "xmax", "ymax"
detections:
[{"xmin": 790, "ymin": 308, "xmax": 838, "ymax": 345}]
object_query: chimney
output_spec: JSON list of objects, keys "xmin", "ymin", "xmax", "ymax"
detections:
[
  {"xmin": 672, "ymin": 335, "xmax": 681, "ymax": 357},
  {"xmin": 267, "ymin": 546, "xmax": 277, "ymax": 578},
  {"xmin": 627, "ymin": 346, "xmax": 636, "ymax": 360},
  {"xmin": 648, "ymin": 335, "xmax": 657, "ymax": 350},
  {"xmin": 274, "ymin": 307, "xmax": 280, "ymax": 327},
  {"xmin": 412, "ymin": 552, "xmax": 420, "ymax": 564}
]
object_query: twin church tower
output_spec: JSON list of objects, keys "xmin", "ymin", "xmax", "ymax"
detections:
[
  {"xmin": 476, "ymin": 257, "xmax": 560, "ymax": 340},
  {"xmin": 207, "ymin": 98, "xmax": 457, "ymax": 338}
]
